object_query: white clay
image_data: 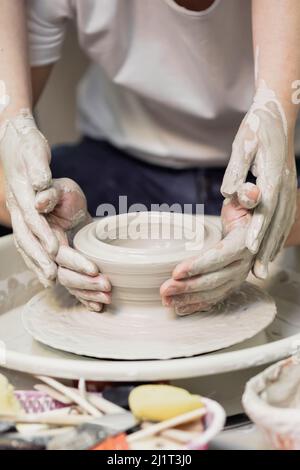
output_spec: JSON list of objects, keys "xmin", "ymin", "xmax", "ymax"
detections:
[
  {"xmin": 74, "ymin": 212, "xmax": 219, "ymax": 304},
  {"xmin": 35, "ymin": 178, "xmax": 108, "ymax": 311},
  {"xmin": 221, "ymin": 78, "xmax": 297, "ymax": 279},
  {"xmin": 243, "ymin": 356, "xmax": 300, "ymax": 450},
  {"xmin": 21, "ymin": 212, "xmax": 277, "ymax": 360},
  {"xmin": 0, "ymin": 109, "xmax": 58, "ymax": 287},
  {"xmin": 22, "ymin": 281, "xmax": 276, "ymax": 360},
  {"xmin": 160, "ymin": 186, "xmax": 261, "ymax": 315},
  {"xmin": 237, "ymin": 182, "xmax": 261, "ymax": 210}
]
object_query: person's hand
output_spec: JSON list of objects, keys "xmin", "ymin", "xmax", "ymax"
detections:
[
  {"xmin": 35, "ymin": 178, "xmax": 111, "ymax": 312},
  {"xmin": 0, "ymin": 110, "xmax": 58, "ymax": 286},
  {"xmin": 0, "ymin": 162, "xmax": 11, "ymax": 227},
  {"xmin": 160, "ymin": 183, "xmax": 260, "ymax": 316},
  {"xmin": 221, "ymin": 83, "xmax": 297, "ymax": 279}
]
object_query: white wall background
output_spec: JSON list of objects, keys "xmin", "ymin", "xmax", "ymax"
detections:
[{"xmin": 35, "ymin": 25, "xmax": 88, "ymax": 146}]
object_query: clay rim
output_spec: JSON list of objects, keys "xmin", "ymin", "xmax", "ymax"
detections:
[{"xmin": 74, "ymin": 212, "xmax": 221, "ymax": 266}]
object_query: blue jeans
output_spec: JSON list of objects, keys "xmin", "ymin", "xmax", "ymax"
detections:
[
  {"xmin": 51, "ymin": 137, "xmax": 227, "ymax": 217},
  {"xmin": 1, "ymin": 137, "xmax": 299, "ymax": 236}
]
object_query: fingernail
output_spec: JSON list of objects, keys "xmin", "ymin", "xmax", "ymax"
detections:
[
  {"xmin": 100, "ymin": 278, "xmax": 111, "ymax": 292},
  {"xmin": 164, "ymin": 287, "xmax": 179, "ymax": 296},
  {"xmin": 248, "ymin": 239, "xmax": 259, "ymax": 254},
  {"xmin": 47, "ymin": 236, "xmax": 60, "ymax": 258},
  {"xmin": 173, "ymin": 268, "xmax": 188, "ymax": 280},
  {"xmin": 88, "ymin": 302, "xmax": 103, "ymax": 313},
  {"xmin": 102, "ymin": 293, "xmax": 112, "ymax": 304},
  {"xmin": 81, "ymin": 259, "xmax": 98, "ymax": 276},
  {"xmin": 162, "ymin": 296, "xmax": 172, "ymax": 307},
  {"xmin": 43, "ymin": 262, "xmax": 57, "ymax": 281},
  {"xmin": 254, "ymin": 260, "xmax": 268, "ymax": 279}
]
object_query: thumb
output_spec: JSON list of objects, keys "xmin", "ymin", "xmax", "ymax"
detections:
[
  {"xmin": 221, "ymin": 183, "xmax": 261, "ymax": 235},
  {"xmin": 237, "ymin": 182, "xmax": 261, "ymax": 210},
  {"xmin": 35, "ymin": 187, "xmax": 60, "ymax": 214}
]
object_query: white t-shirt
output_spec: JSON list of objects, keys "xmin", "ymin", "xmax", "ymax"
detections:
[{"xmin": 26, "ymin": 0, "xmax": 299, "ymax": 168}]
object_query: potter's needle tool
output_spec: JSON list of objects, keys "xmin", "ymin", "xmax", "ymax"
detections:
[
  {"xmin": 0, "ymin": 413, "xmax": 97, "ymax": 426},
  {"xmin": 35, "ymin": 376, "xmax": 102, "ymax": 417},
  {"xmin": 128, "ymin": 408, "xmax": 206, "ymax": 443},
  {"xmin": 34, "ymin": 384, "xmax": 73, "ymax": 405},
  {"xmin": 140, "ymin": 422, "xmax": 198, "ymax": 444},
  {"xmin": 78, "ymin": 377, "xmax": 87, "ymax": 400}
]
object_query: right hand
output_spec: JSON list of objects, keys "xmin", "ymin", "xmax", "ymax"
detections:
[
  {"xmin": 160, "ymin": 183, "xmax": 260, "ymax": 315},
  {"xmin": 0, "ymin": 110, "xmax": 58, "ymax": 286}
]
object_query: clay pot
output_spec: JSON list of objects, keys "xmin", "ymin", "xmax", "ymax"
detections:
[
  {"xmin": 243, "ymin": 355, "xmax": 300, "ymax": 450},
  {"xmin": 23, "ymin": 213, "xmax": 276, "ymax": 360},
  {"xmin": 74, "ymin": 211, "xmax": 221, "ymax": 304}
]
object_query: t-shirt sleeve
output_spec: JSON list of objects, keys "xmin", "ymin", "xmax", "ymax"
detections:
[{"xmin": 25, "ymin": 0, "xmax": 73, "ymax": 66}]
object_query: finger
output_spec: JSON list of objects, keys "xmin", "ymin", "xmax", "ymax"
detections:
[
  {"xmin": 49, "ymin": 178, "xmax": 88, "ymax": 230},
  {"xmin": 221, "ymin": 193, "xmax": 257, "ymax": 235},
  {"xmin": 9, "ymin": 178, "xmax": 58, "ymax": 257},
  {"xmin": 161, "ymin": 258, "xmax": 250, "ymax": 297},
  {"xmin": 253, "ymin": 182, "xmax": 297, "ymax": 278},
  {"xmin": 22, "ymin": 129, "xmax": 52, "ymax": 191},
  {"xmin": 221, "ymin": 124, "xmax": 257, "ymax": 197},
  {"xmin": 52, "ymin": 177, "xmax": 86, "ymax": 199},
  {"xmin": 246, "ymin": 150, "xmax": 280, "ymax": 254},
  {"xmin": 58, "ymin": 267, "xmax": 111, "ymax": 292},
  {"xmin": 172, "ymin": 227, "xmax": 247, "ymax": 280},
  {"xmin": 175, "ymin": 302, "xmax": 213, "ymax": 316},
  {"xmin": 14, "ymin": 237, "xmax": 55, "ymax": 288},
  {"xmin": 51, "ymin": 225, "xmax": 69, "ymax": 247},
  {"xmin": 165, "ymin": 280, "xmax": 239, "ymax": 308},
  {"xmin": 56, "ymin": 246, "xmax": 99, "ymax": 277},
  {"xmin": 271, "ymin": 203, "xmax": 297, "ymax": 261},
  {"xmin": 35, "ymin": 187, "xmax": 60, "ymax": 214},
  {"xmin": 77, "ymin": 298, "xmax": 103, "ymax": 313},
  {"xmin": 237, "ymin": 182, "xmax": 261, "ymax": 210},
  {"xmin": 68, "ymin": 288, "xmax": 111, "ymax": 304},
  {"xmin": 9, "ymin": 203, "xmax": 57, "ymax": 282},
  {"xmin": 270, "ymin": 178, "xmax": 298, "ymax": 261},
  {"xmin": 174, "ymin": 282, "xmax": 240, "ymax": 316}
]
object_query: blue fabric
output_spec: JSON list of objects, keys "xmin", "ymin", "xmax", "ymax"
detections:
[
  {"xmin": 51, "ymin": 137, "xmax": 226, "ymax": 217},
  {"xmin": 1, "ymin": 137, "xmax": 300, "ymax": 236}
]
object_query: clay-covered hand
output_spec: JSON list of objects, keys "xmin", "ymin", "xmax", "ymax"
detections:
[
  {"xmin": 35, "ymin": 178, "xmax": 111, "ymax": 312},
  {"xmin": 160, "ymin": 183, "xmax": 260, "ymax": 316},
  {"xmin": 221, "ymin": 82, "xmax": 297, "ymax": 279},
  {"xmin": 0, "ymin": 110, "xmax": 58, "ymax": 286}
]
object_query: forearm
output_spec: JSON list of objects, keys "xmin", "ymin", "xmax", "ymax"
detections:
[
  {"xmin": 0, "ymin": 0, "xmax": 32, "ymax": 124},
  {"xmin": 0, "ymin": 163, "xmax": 11, "ymax": 227},
  {"xmin": 252, "ymin": 0, "xmax": 300, "ymax": 128}
]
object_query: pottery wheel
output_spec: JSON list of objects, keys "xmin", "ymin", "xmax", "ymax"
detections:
[{"xmin": 22, "ymin": 282, "xmax": 276, "ymax": 360}]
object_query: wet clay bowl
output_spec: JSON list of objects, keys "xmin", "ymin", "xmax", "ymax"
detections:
[
  {"xmin": 24, "ymin": 213, "xmax": 276, "ymax": 360},
  {"xmin": 74, "ymin": 211, "xmax": 221, "ymax": 304},
  {"xmin": 243, "ymin": 355, "xmax": 300, "ymax": 450}
]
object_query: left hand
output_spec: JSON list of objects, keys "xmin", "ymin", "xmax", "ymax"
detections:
[
  {"xmin": 35, "ymin": 178, "xmax": 111, "ymax": 312},
  {"xmin": 160, "ymin": 183, "xmax": 260, "ymax": 316},
  {"xmin": 221, "ymin": 85, "xmax": 297, "ymax": 279}
]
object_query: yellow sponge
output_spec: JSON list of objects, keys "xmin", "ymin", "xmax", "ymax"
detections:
[
  {"xmin": 129, "ymin": 384, "xmax": 204, "ymax": 421},
  {"xmin": 0, "ymin": 373, "xmax": 22, "ymax": 415}
]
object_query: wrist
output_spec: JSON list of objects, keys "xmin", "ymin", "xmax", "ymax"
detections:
[
  {"xmin": 0, "ymin": 102, "xmax": 33, "ymax": 124},
  {"xmin": 253, "ymin": 80, "xmax": 299, "ymax": 140}
]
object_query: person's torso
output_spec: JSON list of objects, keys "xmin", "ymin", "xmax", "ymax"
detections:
[
  {"xmin": 28, "ymin": 0, "xmax": 300, "ymax": 165},
  {"xmin": 70, "ymin": 0, "xmax": 256, "ymax": 166}
]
